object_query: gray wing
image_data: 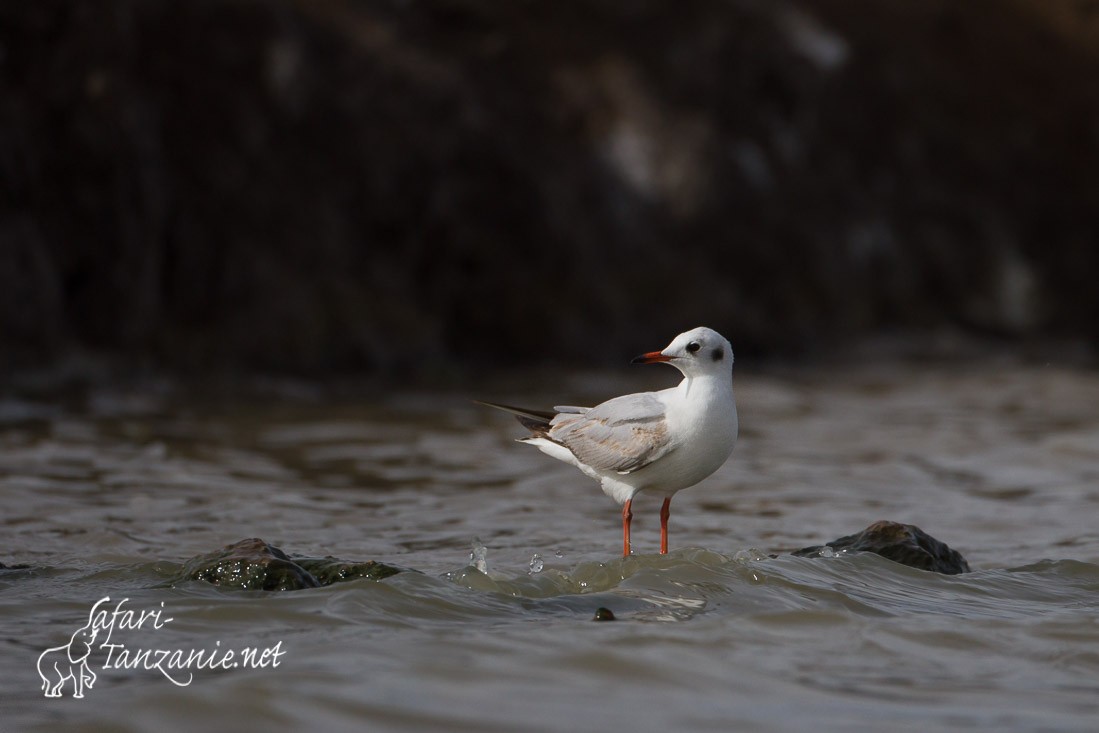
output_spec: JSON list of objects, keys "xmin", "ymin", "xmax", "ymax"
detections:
[{"xmin": 547, "ymin": 392, "xmax": 674, "ymax": 474}]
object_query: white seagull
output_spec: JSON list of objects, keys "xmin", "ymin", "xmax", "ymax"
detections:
[{"xmin": 481, "ymin": 326, "xmax": 738, "ymax": 557}]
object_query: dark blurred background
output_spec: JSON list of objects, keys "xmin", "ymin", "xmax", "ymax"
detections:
[{"xmin": 2, "ymin": 0, "xmax": 1098, "ymax": 384}]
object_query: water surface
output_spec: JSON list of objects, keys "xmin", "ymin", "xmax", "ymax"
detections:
[{"xmin": 3, "ymin": 362, "xmax": 1099, "ymax": 731}]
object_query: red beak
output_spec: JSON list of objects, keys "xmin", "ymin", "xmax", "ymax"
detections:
[{"xmin": 631, "ymin": 351, "xmax": 673, "ymax": 364}]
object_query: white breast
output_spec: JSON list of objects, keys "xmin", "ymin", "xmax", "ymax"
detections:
[{"xmin": 598, "ymin": 375, "xmax": 737, "ymax": 503}]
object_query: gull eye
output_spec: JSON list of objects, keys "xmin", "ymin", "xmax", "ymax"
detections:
[{"xmin": 686, "ymin": 341, "xmax": 701, "ymax": 354}]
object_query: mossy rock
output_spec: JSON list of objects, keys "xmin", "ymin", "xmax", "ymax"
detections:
[
  {"xmin": 793, "ymin": 520, "xmax": 970, "ymax": 575},
  {"xmin": 295, "ymin": 556, "xmax": 403, "ymax": 584},
  {"xmin": 177, "ymin": 538, "xmax": 405, "ymax": 591}
]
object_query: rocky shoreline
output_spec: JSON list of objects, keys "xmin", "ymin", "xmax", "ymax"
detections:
[{"xmin": 4, "ymin": 1, "xmax": 1098, "ymax": 377}]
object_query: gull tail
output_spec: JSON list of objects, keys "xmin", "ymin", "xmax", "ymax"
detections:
[{"xmin": 474, "ymin": 400, "xmax": 556, "ymax": 435}]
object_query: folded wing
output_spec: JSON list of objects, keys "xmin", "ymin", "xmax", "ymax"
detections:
[{"xmin": 547, "ymin": 393, "xmax": 673, "ymax": 474}]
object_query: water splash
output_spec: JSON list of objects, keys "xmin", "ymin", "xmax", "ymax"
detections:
[
  {"xmin": 528, "ymin": 554, "xmax": 544, "ymax": 575},
  {"xmin": 470, "ymin": 537, "xmax": 489, "ymax": 574},
  {"xmin": 734, "ymin": 548, "xmax": 769, "ymax": 563}
]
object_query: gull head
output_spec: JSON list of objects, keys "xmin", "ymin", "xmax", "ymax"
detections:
[{"xmin": 631, "ymin": 326, "xmax": 734, "ymax": 379}]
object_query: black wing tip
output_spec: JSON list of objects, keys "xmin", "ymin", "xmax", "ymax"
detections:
[{"xmin": 475, "ymin": 400, "xmax": 555, "ymax": 434}]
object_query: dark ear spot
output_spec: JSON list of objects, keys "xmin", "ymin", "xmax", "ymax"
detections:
[{"xmin": 711, "ymin": 347, "xmax": 724, "ymax": 362}]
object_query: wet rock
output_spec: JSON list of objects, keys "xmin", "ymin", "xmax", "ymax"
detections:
[
  {"xmin": 295, "ymin": 556, "xmax": 403, "ymax": 584},
  {"xmin": 593, "ymin": 607, "xmax": 616, "ymax": 621},
  {"xmin": 177, "ymin": 538, "xmax": 404, "ymax": 591},
  {"xmin": 178, "ymin": 539, "xmax": 320, "ymax": 591},
  {"xmin": 792, "ymin": 521, "xmax": 970, "ymax": 575}
]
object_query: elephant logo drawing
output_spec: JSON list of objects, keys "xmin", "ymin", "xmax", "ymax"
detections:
[
  {"xmin": 37, "ymin": 600, "xmax": 104, "ymax": 698},
  {"xmin": 36, "ymin": 595, "xmax": 285, "ymax": 696}
]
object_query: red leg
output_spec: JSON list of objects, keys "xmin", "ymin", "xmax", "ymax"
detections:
[
  {"xmin": 659, "ymin": 497, "xmax": 672, "ymax": 554},
  {"xmin": 622, "ymin": 499, "xmax": 633, "ymax": 557}
]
